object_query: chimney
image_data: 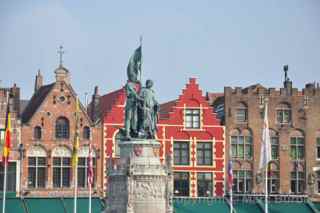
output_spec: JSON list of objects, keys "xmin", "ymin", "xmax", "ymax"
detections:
[
  {"xmin": 34, "ymin": 69, "xmax": 43, "ymax": 92},
  {"xmin": 90, "ymin": 86, "xmax": 101, "ymax": 122}
]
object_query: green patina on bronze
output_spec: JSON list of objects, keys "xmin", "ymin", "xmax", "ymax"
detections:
[{"xmin": 122, "ymin": 44, "xmax": 159, "ymax": 140}]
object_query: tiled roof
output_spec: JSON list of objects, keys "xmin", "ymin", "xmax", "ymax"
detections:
[
  {"xmin": 19, "ymin": 99, "xmax": 29, "ymax": 115},
  {"xmin": 206, "ymin": 92, "xmax": 224, "ymax": 105},
  {"xmin": 159, "ymin": 99, "xmax": 177, "ymax": 120},
  {"xmin": 21, "ymin": 83, "xmax": 54, "ymax": 123}
]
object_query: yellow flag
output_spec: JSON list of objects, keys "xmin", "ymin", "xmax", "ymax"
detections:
[{"xmin": 72, "ymin": 97, "xmax": 80, "ymax": 168}]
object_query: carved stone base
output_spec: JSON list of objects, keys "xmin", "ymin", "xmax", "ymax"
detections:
[{"xmin": 105, "ymin": 139, "xmax": 172, "ymax": 213}]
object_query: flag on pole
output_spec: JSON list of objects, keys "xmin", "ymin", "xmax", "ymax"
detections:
[
  {"xmin": 2, "ymin": 99, "xmax": 11, "ymax": 166},
  {"xmin": 259, "ymin": 101, "xmax": 271, "ymax": 170},
  {"xmin": 87, "ymin": 142, "xmax": 94, "ymax": 187},
  {"xmin": 72, "ymin": 97, "xmax": 80, "ymax": 168}
]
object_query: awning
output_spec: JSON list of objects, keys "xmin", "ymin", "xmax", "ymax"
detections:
[{"xmin": 0, "ymin": 197, "xmax": 104, "ymax": 213}]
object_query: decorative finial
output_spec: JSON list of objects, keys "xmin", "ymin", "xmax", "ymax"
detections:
[
  {"xmin": 283, "ymin": 64, "xmax": 289, "ymax": 81},
  {"xmin": 57, "ymin": 45, "xmax": 65, "ymax": 66}
]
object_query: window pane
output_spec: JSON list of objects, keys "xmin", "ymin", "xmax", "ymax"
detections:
[
  {"xmin": 62, "ymin": 168, "xmax": 70, "ymax": 187},
  {"xmin": 28, "ymin": 168, "xmax": 36, "ymax": 188},
  {"xmin": 37, "ymin": 167, "xmax": 46, "ymax": 188},
  {"xmin": 174, "ymin": 172, "xmax": 189, "ymax": 196}
]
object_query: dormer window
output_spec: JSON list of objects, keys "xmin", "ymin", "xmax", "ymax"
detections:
[{"xmin": 184, "ymin": 109, "xmax": 200, "ymax": 129}]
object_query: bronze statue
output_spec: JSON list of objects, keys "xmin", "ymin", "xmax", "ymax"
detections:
[
  {"xmin": 123, "ymin": 44, "xmax": 159, "ymax": 140},
  {"xmin": 138, "ymin": 79, "xmax": 159, "ymax": 139}
]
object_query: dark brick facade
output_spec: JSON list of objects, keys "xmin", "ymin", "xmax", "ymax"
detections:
[{"xmin": 209, "ymin": 71, "xmax": 320, "ymax": 199}]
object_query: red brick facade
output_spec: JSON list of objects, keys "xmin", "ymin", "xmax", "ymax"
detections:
[
  {"xmin": 19, "ymin": 67, "xmax": 103, "ymax": 197},
  {"xmin": 100, "ymin": 78, "xmax": 225, "ymax": 197}
]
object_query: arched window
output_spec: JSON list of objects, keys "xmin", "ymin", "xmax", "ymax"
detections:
[
  {"xmin": 236, "ymin": 102, "xmax": 248, "ymax": 123},
  {"xmin": 232, "ymin": 162, "xmax": 253, "ymax": 193},
  {"xmin": 77, "ymin": 146, "xmax": 96, "ymax": 188},
  {"xmin": 268, "ymin": 162, "xmax": 279, "ymax": 194},
  {"xmin": 291, "ymin": 162, "xmax": 305, "ymax": 194},
  {"xmin": 290, "ymin": 130, "xmax": 305, "ymax": 160},
  {"xmin": 230, "ymin": 129, "xmax": 253, "ymax": 160},
  {"xmin": 27, "ymin": 146, "xmax": 47, "ymax": 188},
  {"xmin": 276, "ymin": 103, "xmax": 291, "ymax": 124},
  {"xmin": 34, "ymin": 126, "xmax": 42, "ymax": 140},
  {"xmin": 55, "ymin": 117, "xmax": 69, "ymax": 139},
  {"xmin": 83, "ymin": 126, "xmax": 90, "ymax": 140},
  {"xmin": 270, "ymin": 129, "xmax": 279, "ymax": 160},
  {"xmin": 52, "ymin": 146, "xmax": 71, "ymax": 188}
]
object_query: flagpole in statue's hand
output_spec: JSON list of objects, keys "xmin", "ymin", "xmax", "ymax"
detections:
[{"xmin": 139, "ymin": 35, "xmax": 143, "ymax": 83}]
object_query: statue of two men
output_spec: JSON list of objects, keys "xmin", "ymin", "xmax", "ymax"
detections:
[{"xmin": 123, "ymin": 45, "xmax": 159, "ymax": 140}]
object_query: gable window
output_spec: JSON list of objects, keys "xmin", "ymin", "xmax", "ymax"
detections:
[
  {"xmin": 83, "ymin": 126, "xmax": 90, "ymax": 140},
  {"xmin": 236, "ymin": 102, "xmax": 248, "ymax": 123},
  {"xmin": 174, "ymin": 142, "xmax": 189, "ymax": 165},
  {"xmin": 34, "ymin": 126, "xmax": 42, "ymax": 140},
  {"xmin": 185, "ymin": 109, "xmax": 200, "ymax": 129},
  {"xmin": 276, "ymin": 103, "xmax": 291, "ymax": 124},
  {"xmin": 174, "ymin": 172, "xmax": 189, "ymax": 196},
  {"xmin": 55, "ymin": 117, "xmax": 69, "ymax": 139},
  {"xmin": 197, "ymin": 172, "xmax": 213, "ymax": 197},
  {"xmin": 197, "ymin": 142, "xmax": 212, "ymax": 165}
]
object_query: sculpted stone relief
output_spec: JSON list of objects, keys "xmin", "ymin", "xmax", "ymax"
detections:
[{"xmin": 133, "ymin": 178, "xmax": 165, "ymax": 200}]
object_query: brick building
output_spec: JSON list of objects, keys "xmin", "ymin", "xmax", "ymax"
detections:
[
  {"xmin": 94, "ymin": 78, "xmax": 225, "ymax": 197},
  {"xmin": 20, "ymin": 65, "xmax": 103, "ymax": 197},
  {"xmin": 208, "ymin": 67, "xmax": 320, "ymax": 200},
  {"xmin": 0, "ymin": 84, "xmax": 22, "ymax": 195}
]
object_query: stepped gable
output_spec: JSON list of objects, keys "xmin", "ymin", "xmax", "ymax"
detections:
[
  {"xmin": 21, "ymin": 83, "xmax": 54, "ymax": 123},
  {"xmin": 100, "ymin": 87, "xmax": 126, "ymax": 123},
  {"xmin": 158, "ymin": 78, "xmax": 221, "ymax": 125}
]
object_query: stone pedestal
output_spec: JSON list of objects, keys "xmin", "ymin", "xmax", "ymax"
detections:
[{"xmin": 105, "ymin": 139, "xmax": 172, "ymax": 213}]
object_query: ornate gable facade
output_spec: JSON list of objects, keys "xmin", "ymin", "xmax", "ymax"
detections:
[
  {"xmin": 101, "ymin": 78, "xmax": 225, "ymax": 197},
  {"xmin": 20, "ymin": 67, "xmax": 103, "ymax": 197}
]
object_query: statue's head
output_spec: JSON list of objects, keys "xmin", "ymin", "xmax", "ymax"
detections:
[{"xmin": 146, "ymin": 79, "xmax": 153, "ymax": 88}]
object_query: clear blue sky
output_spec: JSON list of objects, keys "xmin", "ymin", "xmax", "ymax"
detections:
[{"xmin": 0, "ymin": 0, "xmax": 319, "ymax": 102}]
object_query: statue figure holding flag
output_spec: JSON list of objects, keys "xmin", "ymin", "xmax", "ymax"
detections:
[{"xmin": 123, "ymin": 41, "xmax": 159, "ymax": 140}]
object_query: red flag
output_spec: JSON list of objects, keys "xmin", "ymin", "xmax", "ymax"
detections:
[
  {"xmin": 87, "ymin": 143, "xmax": 94, "ymax": 187},
  {"xmin": 2, "ymin": 102, "xmax": 11, "ymax": 166}
]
